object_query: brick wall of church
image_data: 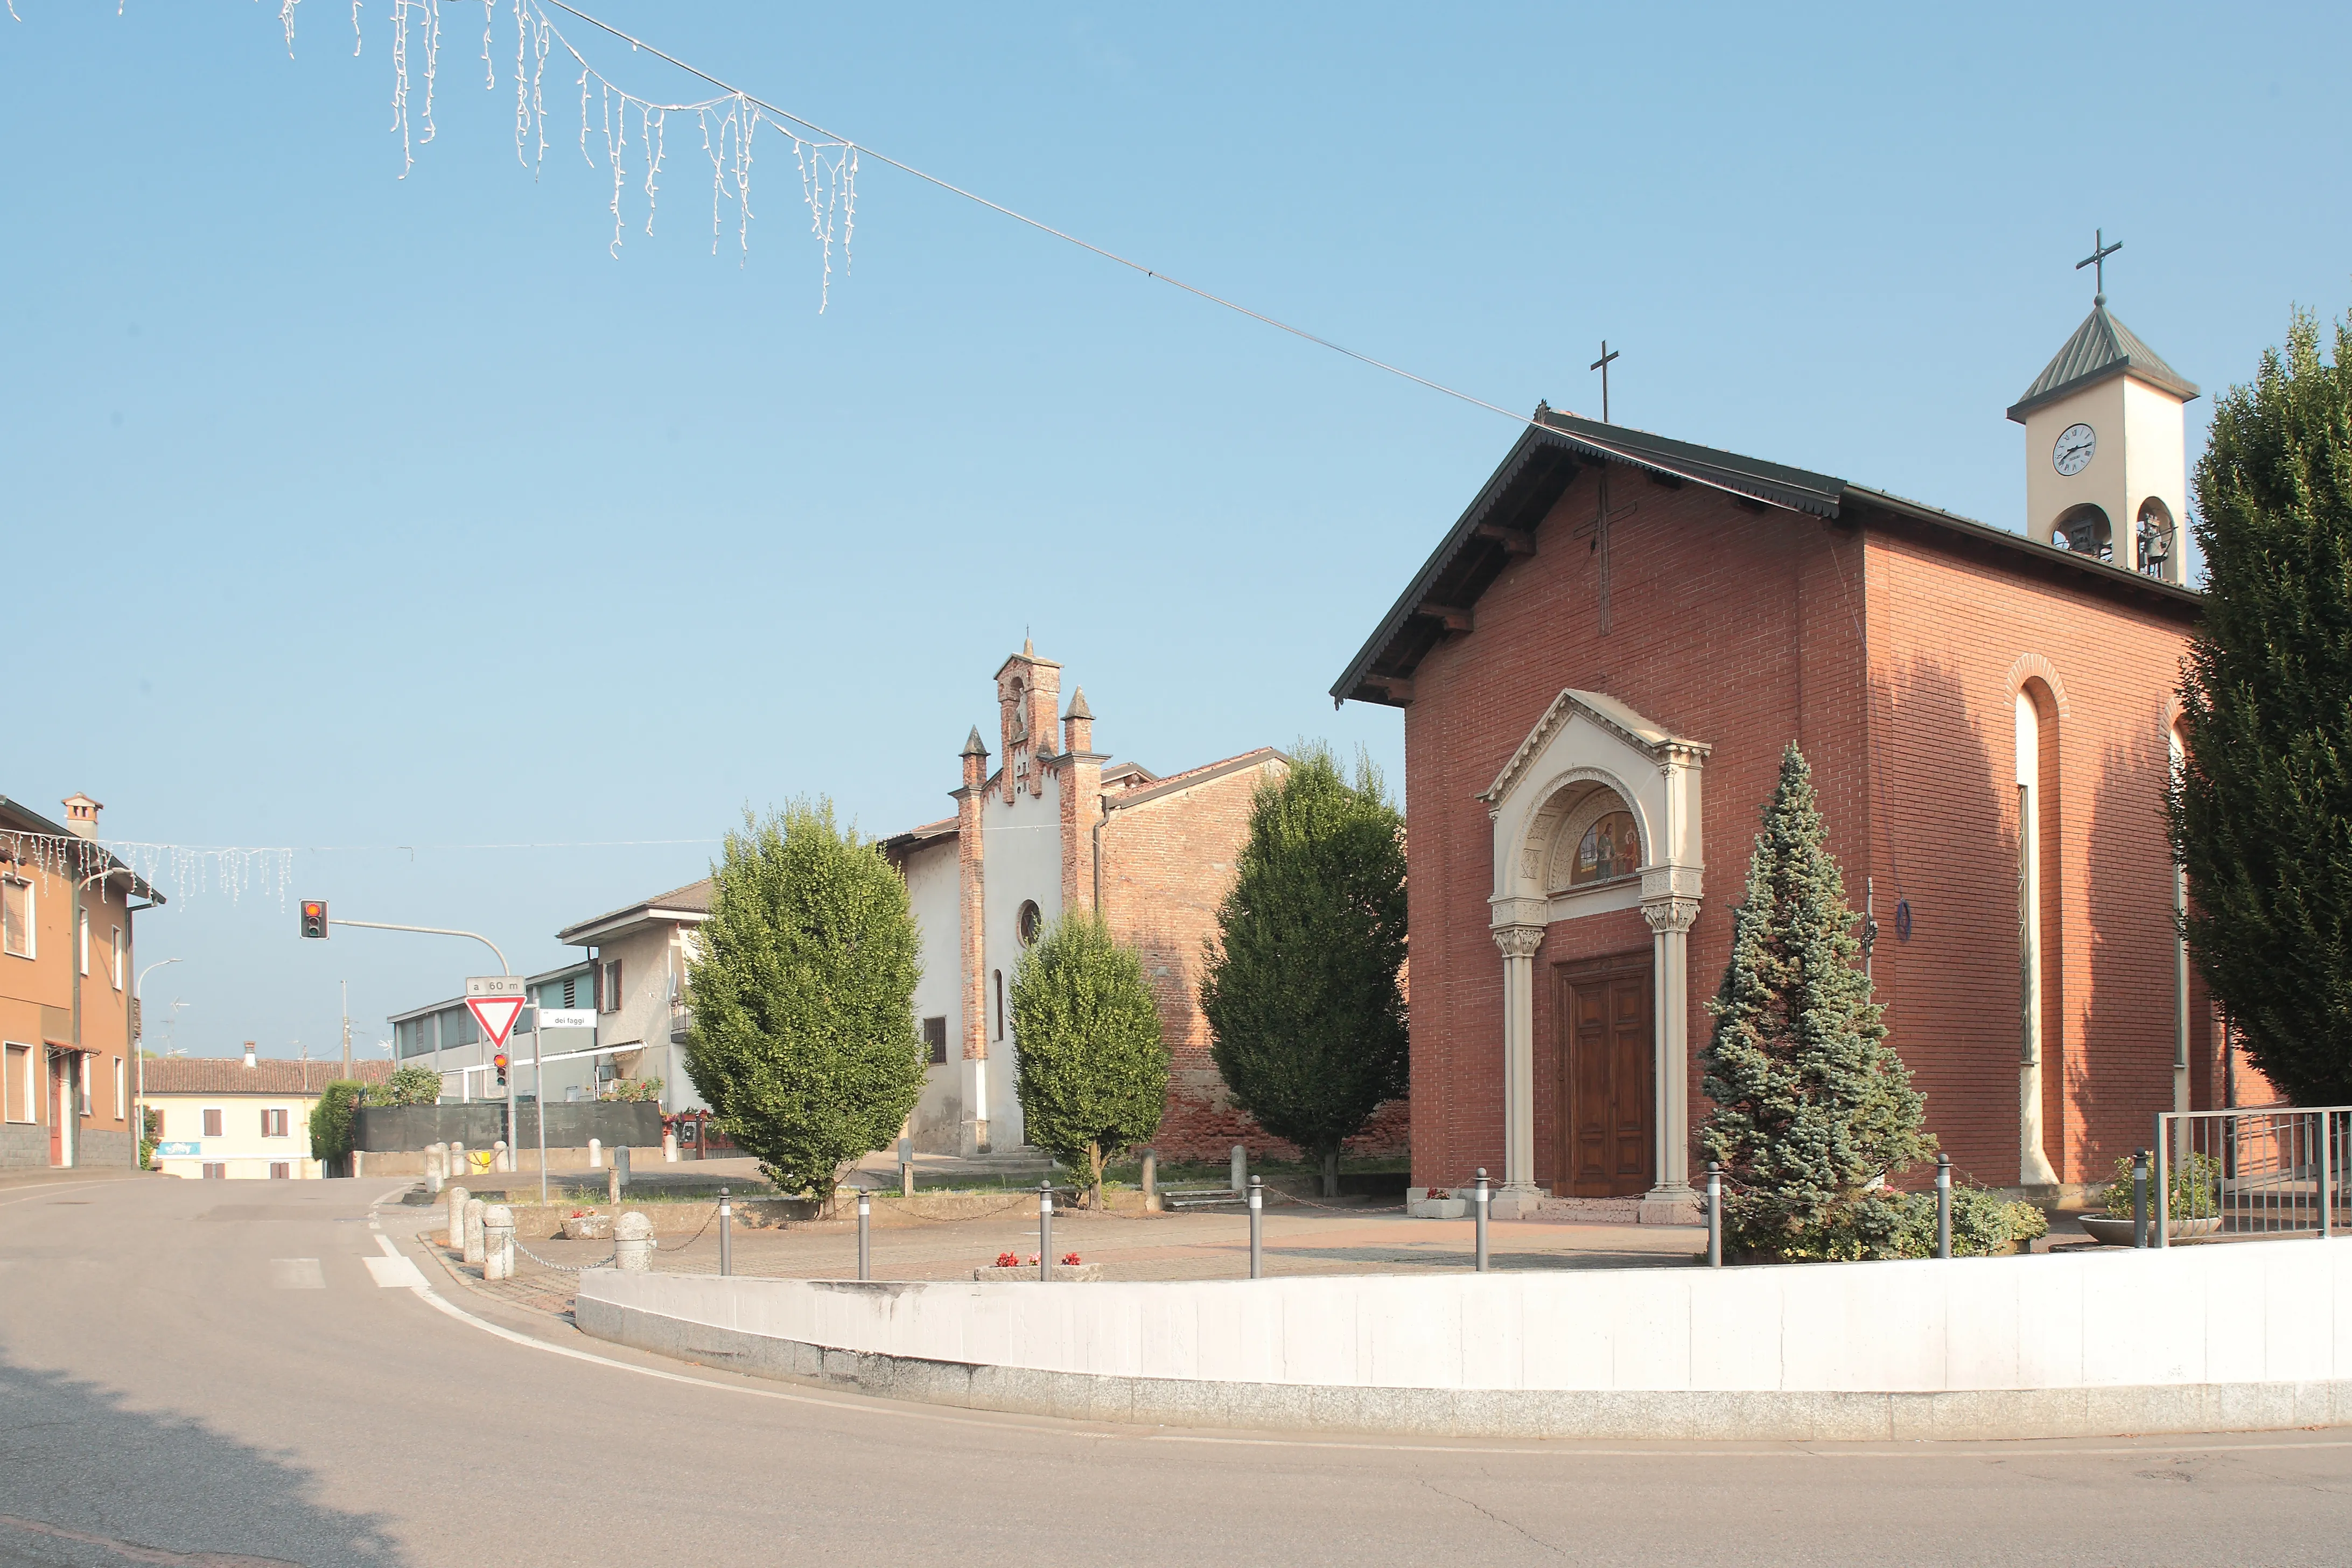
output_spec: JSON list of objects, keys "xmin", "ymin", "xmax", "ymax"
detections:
[
  {"xmin": 1393, "ymin": 461, "xmax": 2202, "ymax": 1197},
  {"xmin": 1101, "ymin": 761, "xmax": 1410, "ymax": 1164},
  {"xmin": 1862, "ymin": 519, "xmax": 2207, "ymax": 1185}
]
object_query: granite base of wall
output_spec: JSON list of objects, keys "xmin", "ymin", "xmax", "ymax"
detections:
[
  {"xmin": 572, "ymin": 1293, "xmax": 2352, "ymax": 1444},
  {"xmin": 76, "ymin": 1129, "xmax": 133, "ymax": 1170},
  {"xmin": 0, "ymin": 1124, "xmax": 54, "ymax": 1170}
]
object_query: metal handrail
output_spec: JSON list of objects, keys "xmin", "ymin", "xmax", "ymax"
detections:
[{"xmin": 2152, "ymin": 1105, "xmax": 2346, "ymax": 1249}]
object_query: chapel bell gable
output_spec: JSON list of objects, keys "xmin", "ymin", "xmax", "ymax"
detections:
[
  {"xmin": 2006, "ymin": 240, "xmax": 2198, "ymax": 584},
  {"xmin": 995, "ymin": 639, "xmax": 1062, "ymax": 802}
]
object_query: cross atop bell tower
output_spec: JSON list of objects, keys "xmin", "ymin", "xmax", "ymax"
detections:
[{"xmin": 2006, "ymin": 233, "xmax": 2198, "ymax": 584}]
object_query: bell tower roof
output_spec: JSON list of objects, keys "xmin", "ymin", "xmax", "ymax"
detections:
[{"xmin": 2007, "ymin": 302, "xmax": 2199, "ymax": 423}]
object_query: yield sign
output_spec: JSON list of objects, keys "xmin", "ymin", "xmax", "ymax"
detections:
[{"xmin": 466, "ymin": 995, "xmax": 526, "ymax": 1048}]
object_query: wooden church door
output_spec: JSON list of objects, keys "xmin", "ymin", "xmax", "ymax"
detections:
[{"xmin": 1556, "ymin": 956, "xmax": 1654, "ymax": 1198}]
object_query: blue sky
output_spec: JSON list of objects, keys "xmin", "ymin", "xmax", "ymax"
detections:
[{"xmin": 5, "ymin": 2, "xmax": 2347, "ymax": 1061}]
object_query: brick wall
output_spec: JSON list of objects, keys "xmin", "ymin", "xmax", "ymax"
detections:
[{"xmin": 1393, "ymin": 461, "xmax": 2200, "ymax": 1194}]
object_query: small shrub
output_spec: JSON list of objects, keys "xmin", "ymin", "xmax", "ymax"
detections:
[
  {"xmin": 365, "ymin": 1065, "xmax": 444, "ymax": 1107},
  {"xmin": 1734, "ymin": 1184, "xmax": 2047, "ymax": 1263},
  {"xmin": 2102, "ymin": 1152, "xmax": 2222, "ymax": 1220}
]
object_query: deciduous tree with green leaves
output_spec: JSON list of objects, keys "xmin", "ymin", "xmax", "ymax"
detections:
[
  {"xmin": 1699, "ymin": 744, "xmax": 1937, "ymax": 1260},
  {"xmin": 1010, "ymin": 911, "xmax": 1167, "ymax": 1208},
  {"xmin": 364, "ymin": 1065, "xmax": 443, "ymax": 1107},
  {"xmin": 2168, "ymin": 309, "xmax": 2352, "ymax": 1106},
  {"xmin": 307, "ymin": 1080, "xmax": 366, "ymax": 1171},
  {"xmin": 1199, "ymin": 744, "xmax": 1408, "ymax": 1197},
  {"xmin": 683, "ymin": 802, "xmax": 925, "ymax": 1205}
]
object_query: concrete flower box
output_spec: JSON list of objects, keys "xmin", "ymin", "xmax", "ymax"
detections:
[
  {"xmin": 971, "ymin": 1263, "xmax": 1104, "ymax": 1282},
  {"xmin": 561, "ymin": 1213, "xmax": 613, "ymax": 1241},
  {"xmin": 2076, "ymin": 1214, "xmax": 2224, "ymax": 1247},
  {"xmin": 1409, "ymin": 1192, "xmax": 1469, "ymax": 1219}
]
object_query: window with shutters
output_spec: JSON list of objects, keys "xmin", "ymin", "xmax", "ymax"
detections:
[
  {"xmin": 262, "ymin": 1108, "xmax": 289, "ymax": 1138},
  {"xmin": 269, "ymin": 1163, "xmax": 290, "ymax": 1180},
  {"xmin": 202, "ymin": 1108, "xmax": 223, "ymax": 1138},
  {"xmin": 111, "ymin": 926, "xmax": 123, "ymax": 990},
  {"xmin": 76, "ymin": 1056, "xmax": 91, "ymax": 1117},
  {"xmin": 3, "ymin": 1044, "xmax": 29, "ymax": 1123},
  {"xmin": 202, "ymin": 1163, "xmax": 225, "ymax": 1179},
  {"xmin": 78, "ymin": 907, "xmax": 89, "ymax": 976},
  {"xmin": 600, "ymin": 960, "xmax": 622, "ymax": 1013},
  {"xmin": 114, "ymin": 1058, "xmax": 125, "ymax": 1119},
  {"xmin": 3, "ymin": 877, "xmax": 33, "ymax": 958}
]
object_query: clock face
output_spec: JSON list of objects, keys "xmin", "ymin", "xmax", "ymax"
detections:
[{"xmin": 2053, "ymin": 422, "xmax": 2096, "ymax": 475}]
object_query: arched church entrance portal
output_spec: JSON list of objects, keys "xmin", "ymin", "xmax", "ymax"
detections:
[{"xmin": 1555, "ymin": 953, "xmax": 1654, "ymax": 1198}]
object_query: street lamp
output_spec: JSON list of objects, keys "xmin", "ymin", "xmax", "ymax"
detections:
[{"xmin": 133, "ymin": 957, "xmax": 183, "ymax": 1170}]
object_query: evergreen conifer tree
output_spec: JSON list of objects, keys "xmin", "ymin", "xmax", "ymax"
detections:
[
  {"xmin": 1699, "ymin": 744, "xmax": 1934, "ymax": 1258},
  {"xmin": 2169, "ymin": 310, "xmax": 2352, "ymax": 1104},
  {"xmin": 1199, "ymin": 744, "xmax": 1408, "ymax": 1196},
  {"xmin": 683, "ymin": 802, "xmax": 925, "ymax": 1203},
  {"xmin": 1010, "ymin": 911, "xmax": 1167, "ymax": 1208}
]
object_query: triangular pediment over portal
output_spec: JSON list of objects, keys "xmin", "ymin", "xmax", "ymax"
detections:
[{"xmin": 1480, "ymin": 690, "xmax": 1708, "ymax": 806}]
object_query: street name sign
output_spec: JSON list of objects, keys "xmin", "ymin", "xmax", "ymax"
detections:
[{"xmin": 536, "ymin": 1009, "xmax": 597, "ymax": 1030}]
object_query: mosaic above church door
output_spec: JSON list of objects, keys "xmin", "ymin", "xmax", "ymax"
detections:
[{"xmin": 1555, "ymin": 955, "xmax": 1654, "ymax": 1198}]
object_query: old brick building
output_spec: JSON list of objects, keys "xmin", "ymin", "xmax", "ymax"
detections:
[
  {"xmin": 885, "ymin": 643, "xmax": 1405, "ymax": 1161},
  {"xmin": 1335, "ymin": 296, "xmax": 2229, "ymax": 1217}
]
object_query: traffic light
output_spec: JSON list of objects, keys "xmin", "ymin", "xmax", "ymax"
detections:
[
  {"xmin": 300, "ymin": 900, "xmax": 328, "ymax": 940},
  {"xmin": 493, "ymin": 1052, "xmax": 509, "ymax": 1088}
]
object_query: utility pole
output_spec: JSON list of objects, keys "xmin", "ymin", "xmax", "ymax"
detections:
[{"xmin": 340, "ymin": 980, "xmax": 352, "ymax": 1078}]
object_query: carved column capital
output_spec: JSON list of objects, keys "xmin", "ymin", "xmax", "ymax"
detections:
[
  {"xmin": 1491, "ymin": 925, "xmax": 1546, "ymax": 960},
  {"xmin": 1641, "ymin": 897, "xmax": 1700, "ymax": 935}
]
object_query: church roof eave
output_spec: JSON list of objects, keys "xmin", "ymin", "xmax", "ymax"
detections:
[{"xmin": 2005, "ymin": 303, "xmax": 2200, "ymax": 422}]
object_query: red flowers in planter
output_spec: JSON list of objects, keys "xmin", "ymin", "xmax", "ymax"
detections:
[
  {"xmin": 995, "ymin": 1252, "xmax": 1020, "ymax": 1268},
  {"xmin": 1060, "ymin": 1253, "xmax": 1082, "ymax": 1266}
]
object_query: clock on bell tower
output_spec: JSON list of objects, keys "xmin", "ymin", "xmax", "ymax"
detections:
[{"xmin": 2006, "ymin": 232, "xmax": 2199, "ymax": 583}]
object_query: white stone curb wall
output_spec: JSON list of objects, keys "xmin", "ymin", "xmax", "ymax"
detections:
[{"xmin": 573, "ymin": 1238, "xmax": 2352, "ymax": 1441}]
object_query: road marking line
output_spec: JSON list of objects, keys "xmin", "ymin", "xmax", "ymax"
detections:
[
  {"xmin": 365, "ymin": 1255, "xmax": 428, "ymax": 1288},
  {"xmin": 374, "ymin": 1233, "xmax": 400, "ymax": 1258},
  {"xmin": 267, "ymin": 1258, "xmax": 325, "ymax": 1290}
]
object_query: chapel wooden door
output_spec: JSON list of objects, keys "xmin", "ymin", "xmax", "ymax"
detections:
[{"xmin": 1556, "ymin": 958, "xmax": 1654, "ymax": 1198}]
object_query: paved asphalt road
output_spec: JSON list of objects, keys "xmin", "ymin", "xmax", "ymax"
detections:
[{"xmin": 6, "ymin": 1177, "xmax": 2352, "ymax": 1568}]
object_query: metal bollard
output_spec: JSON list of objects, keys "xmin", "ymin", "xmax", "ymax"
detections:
[
  {"xmin": 2132, "ymin": 1149, "xmax": 2151, "ymax": 1249},
  {"xmin": 1473, "ymin": 1168, "xmax": 1491, "ymax": 1273},
  {"xmin": 1248, "ymin": 1175, "xmax": 1264, "ymax": 1279},
  {"xmin": 719, "ymin": 1187, "xmax": 732, "ymax": 1277},
  {"xmin": 445, "ymin": 1184, "xmax": 470, "ymax": 1253},
  {"xmin": 2322, "ymin": 1116, "xmax": 2336, "ymax": 1242},
  {"xmin": 482, "ymin": 1205, "xmax": 514, "ymax": 1282},
  {"xmin": 1936, "ymin": 1154, "xmax": 1953, "ymax": 1259},
  {"xmin": 1705, "ymin": 1161, "xmax": 1723, "ymax": 1268},
  {"xmin": 614, "ymin": 1210, "xmax": 653, "ymax": 1272},
  {"xmin": 1230, "ymin": 1143, "xmax": 1247, "ymax": 1196},
  {"xmin": 588, "ymin": 1137, "xmax": 603, "ymax": 1170},
  {"xmin": 1039, "ymin": 1182, "xmax": 1054, "ymax": 1281},
  {"xmin": 463, "ymin": 1198, "xmax": 487, "ymax": 1265},
  {"xmin": 1141, "ymin": 1146, "xmax": 1159, "ymax": 1214},
  {"xmin": 857, "ymin": 1188, "xmax": 871, "ymax": 1281}
]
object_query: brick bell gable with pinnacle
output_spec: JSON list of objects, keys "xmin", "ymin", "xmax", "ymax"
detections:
[
  {"xmin": 883, "ymin": 641, "xmax": 1410, "ymax": 1164},
  {"xmin": 1336, "ymin": 335, "xmax": 2225, "ymax": 1216}
]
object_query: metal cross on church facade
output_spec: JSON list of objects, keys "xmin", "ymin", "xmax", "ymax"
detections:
[
  {"xmin": 1589, "ymin": 340, "xmax": 1621, "ymax": 423},
  {"xmin": 2076, "ymin": 229, "xmax": 2121, "ymax": 303}
]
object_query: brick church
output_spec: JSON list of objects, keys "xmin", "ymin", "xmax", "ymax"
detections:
[
  {"xmin": 1335, "ymin": 285, "xmax": 2224, "ymax": 1219},
  {"xmin": 886, "ymin": 643, "xmax": 1408, "ymax": 1161}
]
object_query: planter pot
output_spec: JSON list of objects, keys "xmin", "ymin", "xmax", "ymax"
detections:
[
  {"xmin": 2076, "ymin": 1214, "xmax": 2223, "ymax": 1247},
  {"xmin": 971, "ymin": 1263, "xmax": 1104, "ymax": 1282},
  {"xmin": 1410, "ymin": 1196, "xmax": 1469, "ymax": 1220},
  {"xmin": 561, "ymin": 1214, "xmax": 612, "ymax": 1241}
]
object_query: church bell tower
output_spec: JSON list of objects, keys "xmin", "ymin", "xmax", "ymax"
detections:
[{"xmin": 2007, "ymin": 233, "xmax": 2198, "ymax": 584}]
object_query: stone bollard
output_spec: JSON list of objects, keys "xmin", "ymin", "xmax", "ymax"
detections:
[
  {"xmin": 663, "ymin": 1130, "xmax": 678, "ymax": 1164},
  {"xmin": 451, "ymin": 1142, "xmax": 467, "ymax": 1178},
  {"xmin": 494, "ymin": 1139, "xmax": 510, "ymax": 1174},
  {"xmin": 425, "ymin": 1143, "xmax": 445, "ymax": 1196},
  {"xmin": 445, "ymin": 1184, "xmax": 470, "ymax": 1251},
  {"xmin": 607, "ymin": 1163, "xmax": 620, "ymax": 1207},
  {"xmin": 614, "ymin": 1210, "xmax": 654, "ymax": 1272},
  {"xmin": 463, "ymin": 1198, "xmax": 487, "ymax": 1265},
  {"xmin": 1141, "ymin": 1147, "xmax": 1160, "ymax": 1214},
  {"xmin": 615, "ymin": 1144, "xmax": 632, "ymax": 1190},
  {"xmin": 1230, "ymin": 1143, "xmax": 1247, "ymax": 1196},
  {"xmin": 588, "ymin": 1138, "xmax": 603, "ymax": 1170},
  {"xmin": 482, "ymin": 1205, "xmax": 514, "ymax": 1282}
]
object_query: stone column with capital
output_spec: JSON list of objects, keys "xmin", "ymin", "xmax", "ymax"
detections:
[
  {"xmin": 1490, "ymin": 925, "xmax": 1546, "ymax": 1217},
  {"xmin": 1640, "ymin": 895, "xmax": 1701, "ymax": 1224}
]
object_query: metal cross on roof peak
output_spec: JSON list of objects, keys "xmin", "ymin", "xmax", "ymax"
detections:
[
  {"xmin": 2076, "ymin": 229, "xmax": 2122, "ymax": 306},
  {"xmin": 1588, "ymin": 340, "xmax": 1621, "ymax": 423}
]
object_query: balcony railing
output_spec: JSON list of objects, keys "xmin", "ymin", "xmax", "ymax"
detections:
[{"xmin": 669, "ymin": 1003, "xmax": 691, "ymax": 1044}]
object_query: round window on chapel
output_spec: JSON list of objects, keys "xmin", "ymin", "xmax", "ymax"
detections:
[
  {"xmin": 1017, "ymin": 900, "xmax": 1042, "ymax": 946},
  {"xmin": 1570, "ymin": 810, "xmax": 1640, "ymax": 886}
]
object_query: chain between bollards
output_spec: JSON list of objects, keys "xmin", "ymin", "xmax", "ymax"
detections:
[
  {"xmin": 857, "ymin": 1187, "xmax": 872, "ymax": 1280},
  {"xmin": 1705, "ymin": 1161, "xmax": 1723, "ymax": 1268},
  {"xmin": 1039, "ymin": 1181, "xmax": 1054, "ymax": 1282},
  {"xmin": 1473, "ymin": 1168, "xmax": 1491, "ymax": 1273},
  {"xmin": 1248, "ymin": 1175, "xmax": 1263, "ymax": 1279},
  {"xmin": 719, "ymin": 1186, "xmax": 732, "ymax": 1278},
  {"xmin": 2132, "ymin": 1149, "xmax": 2151, "ymax": 1249},
  {"xmin": 1935, "ymin": 1154, "xmax": 1952, "ymax": 1259}
]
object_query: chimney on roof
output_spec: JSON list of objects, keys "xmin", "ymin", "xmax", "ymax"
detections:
[
  {"xmin": 61, "ymin": 794, "xmax": 102, "ymax": 841},
  {"xmin": 243, "ymin": 1041, "xmax": 256, "ymax": 1069}
]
